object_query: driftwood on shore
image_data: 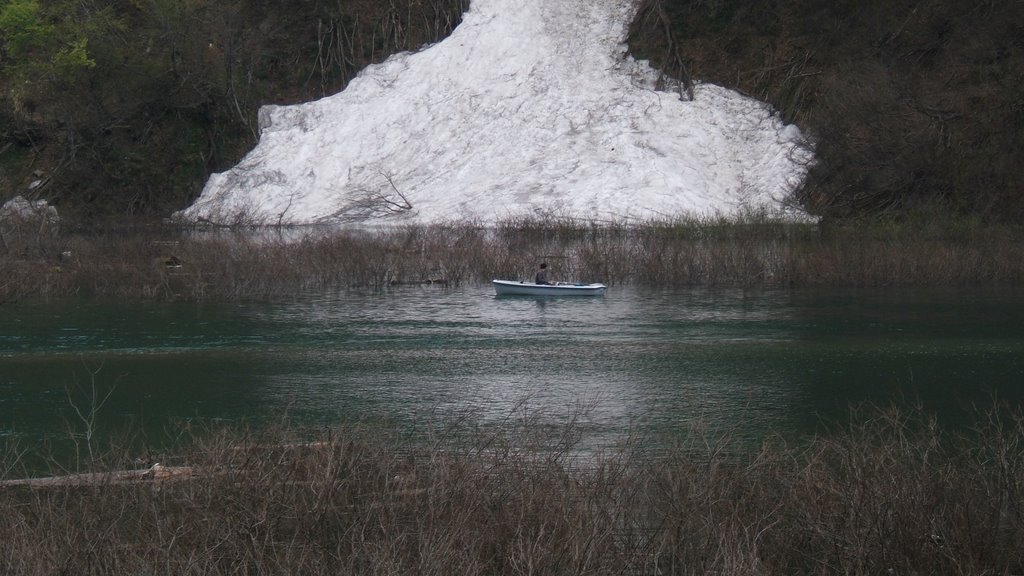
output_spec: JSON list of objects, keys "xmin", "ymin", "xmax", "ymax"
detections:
[
  {"xmin": 0, "ymin": 463, "xmax": 193, "ymax": 488},
  {"xmin": 0, "ymin": 441, "xmax": 339, "ymax": 489}
]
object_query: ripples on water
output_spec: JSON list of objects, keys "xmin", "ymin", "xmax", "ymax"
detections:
[{"xmin": 2, "ymin": 285, "xmax": 1023, "ymax": 448}]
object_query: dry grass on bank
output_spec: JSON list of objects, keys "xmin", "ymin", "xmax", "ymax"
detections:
[
  {"xmin": 2, "ymin": 215, "xmax": 1023, "ymax": 301},
  {"xmin": 1, "ymin": 404, "xmax": 1022, "ymax": 575}
]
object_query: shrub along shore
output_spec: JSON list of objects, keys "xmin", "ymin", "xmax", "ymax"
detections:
[
  {"xmin": 2, "ymin": 214, "xmax": 1023, "ymax": 301},
  {"xmin": 1, "ymin": 404, "xmax": 1022, "ymax": 574}
]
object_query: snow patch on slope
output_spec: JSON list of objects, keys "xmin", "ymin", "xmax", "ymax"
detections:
[{"xmin": 178, "ymin": 0, "xmax": 811, "ymax": 225}]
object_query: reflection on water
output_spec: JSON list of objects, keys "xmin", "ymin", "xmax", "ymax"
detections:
[{"xmin": 2, "ymin": 286, "xmax": 1023, "ymax": 448}]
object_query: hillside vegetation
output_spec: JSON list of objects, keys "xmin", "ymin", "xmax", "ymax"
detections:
[
  {"xmin": 1, "ymin": 0, "xmax": 1021, "ymax": 222},
  {"xmin": 629, "ymin": 0, "xmax": 1024, "ymax": 221},
  {"xmin": 0, "ymin": 0, "xmax": 469, "ymax": 218}
]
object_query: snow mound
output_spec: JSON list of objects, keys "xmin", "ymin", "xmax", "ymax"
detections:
[{"xmin": 177, "ymin": 0, "xmax": 812, "ymax": 226}]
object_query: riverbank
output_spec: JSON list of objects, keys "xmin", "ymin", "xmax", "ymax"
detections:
[
  {"xmin": 1, "ymin": 403, "xmax": 1021, "ymax": 574},
  {"xmin": 3, "ymin": 215, "xmax": 1023, "ymax": 302}
]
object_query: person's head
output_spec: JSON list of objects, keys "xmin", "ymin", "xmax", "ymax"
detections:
[{"xmin": 540, "ymin": 263, "xmax": 547, "ymax": 269}]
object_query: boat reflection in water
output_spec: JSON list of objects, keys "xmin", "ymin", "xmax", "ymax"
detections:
[{"xmin": 492, "ymin": 279, "xmax": 607, "ymax": 297}]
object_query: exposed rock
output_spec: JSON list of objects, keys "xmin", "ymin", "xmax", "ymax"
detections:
[{"xmin": 0, "ymin": 195, "xmax": 61, "ymax": 256}]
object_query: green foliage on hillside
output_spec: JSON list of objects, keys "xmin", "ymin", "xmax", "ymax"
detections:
[
  {"xmin": 630, "ymin": 0, "xmax": 1024, "ymax": 222},
  {"xmin": 0, "ymin": 0, "xmax": 469, "ymax": 218},
  {"xmin": 0, "ymin": 0, "xmax": 52, "ymax": 56}
]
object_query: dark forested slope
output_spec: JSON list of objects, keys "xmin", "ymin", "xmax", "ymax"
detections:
[
  {"xmin": 1, "ymin": 0, "xmax": 1022, "ymax": 222},
  {"xmin": 0, "ymin": 0, "xmax": 469, "ymax": 218},
  {"xmin": 630, "ymin": 0, "xmax": 1024, "ymax": 221}
]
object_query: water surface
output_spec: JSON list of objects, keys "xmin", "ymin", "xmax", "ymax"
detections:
[{"xmin": 2, "ymin": 285, "xmax": 1022, "ymax": 449}]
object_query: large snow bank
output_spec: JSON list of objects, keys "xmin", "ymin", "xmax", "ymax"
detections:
[{"xmin": 177, "ymin": 0, "xmax": 811, "ymax": 226}]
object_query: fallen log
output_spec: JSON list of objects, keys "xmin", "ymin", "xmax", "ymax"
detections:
[{"xmin": 0, "ymin": 463, "xmax": 193, "ymax": 488}]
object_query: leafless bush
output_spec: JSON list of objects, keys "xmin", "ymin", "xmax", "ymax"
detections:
[
  {"xmin": 1, "ymin": 216, "xmax": 1023, "ymax": 302},
  {"xmin": 2, "ymin": 403, "xmax": 1022, "ymax": 575}
]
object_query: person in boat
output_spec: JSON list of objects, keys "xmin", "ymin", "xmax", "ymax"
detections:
[{"xmin": 535, "ymin": 262, "xmax": 550, "ymax": 285}]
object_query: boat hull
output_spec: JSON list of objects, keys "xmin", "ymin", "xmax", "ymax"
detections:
[{"xmin": 492, "ymin": 279, "xmax": 606, "ymax": 296}]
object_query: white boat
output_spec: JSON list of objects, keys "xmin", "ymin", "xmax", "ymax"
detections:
[{"xmin": 492, "ymin": 279, "xmax": 607, "ymax": 296}]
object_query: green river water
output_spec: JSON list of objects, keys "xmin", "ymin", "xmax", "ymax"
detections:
[{"xmin": 2, "ymin": 285, "xmax": 1023, "ymax": 451}]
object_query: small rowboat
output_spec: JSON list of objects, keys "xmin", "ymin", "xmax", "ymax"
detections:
[{"xmin": 492, "ymin": 279, "xmax": 607, "ymax": 296}]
